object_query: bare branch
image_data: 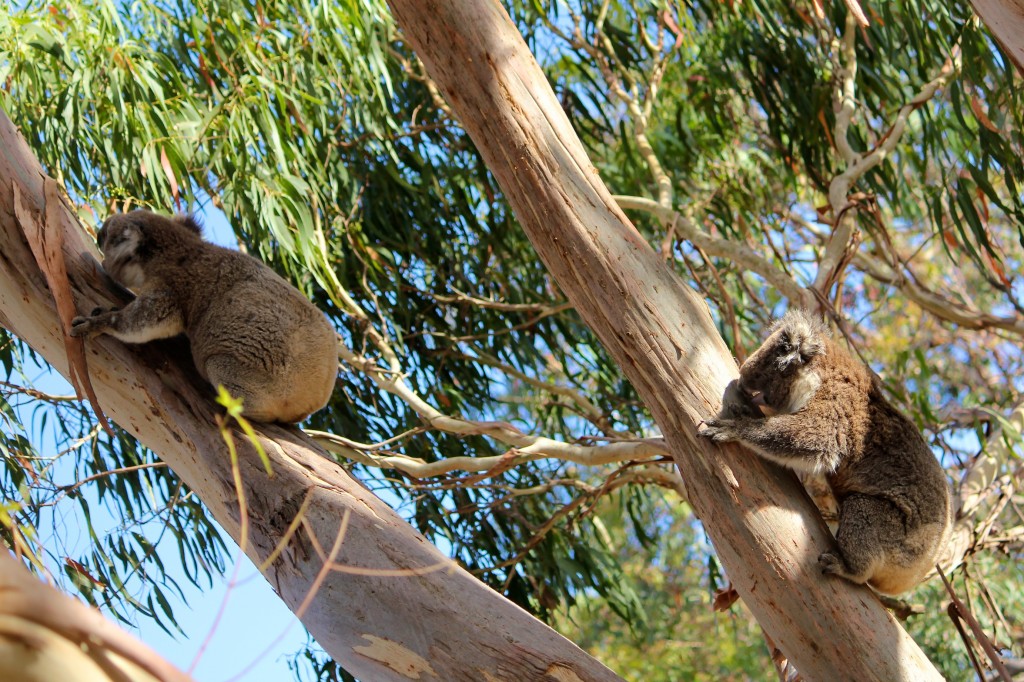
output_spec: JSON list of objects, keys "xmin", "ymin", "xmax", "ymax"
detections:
[
  {"xmin": 831, "ymin": 11, "xmax": 861, "ymax": 167},
  {"xmin": 615, "ymin": 194, "xmax": 807, "ymax": 303},
  {"xmin": 428, "ymin": 289, "xmax": 571, "ymax": 314},
  {"xmin": 815, "ymin": 15, "xmax": 961, "ymax": 295},
  {"xmin": 853, "ymin": 252, "xmax": 1024, "ymax": 335},
  {"xmin": 0, "ymin": 380, "xmax": 77, "ymax": 402},
  {"xmin": 545, "ymin": 9, "xmax": 675, "ymax": 209},
  {"xmin": 310, "ymin": 425, "xmax": 666, "ymax": 478}
]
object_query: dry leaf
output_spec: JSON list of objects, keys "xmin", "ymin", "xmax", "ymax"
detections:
[
  {"xmin": 712, "ymin": 584, "xmax": 740, "ymax": 611},
  {"xmin": 159, "ymin": 146, "xmax": 179, "ymax": 204},
  {"xmin": 970, "ymin": 95, "xmax": 1001, "ymax": 134}
]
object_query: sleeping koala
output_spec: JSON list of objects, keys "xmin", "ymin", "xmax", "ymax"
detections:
[{"xmin": 700, "ymin": 310, "xmax": 951, "ymax": 595}]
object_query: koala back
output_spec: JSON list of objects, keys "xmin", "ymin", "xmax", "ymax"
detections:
[
  {"xmin": 828, "ymin": 388, "xmax": 952, "ymax": 594},
  {"xmin": 98, "ymin": 210, "xmax": 337, "ymax": 422},
  {"xmin": 177, "ymin": 241, "xmax": 337, "ymax": 423}
]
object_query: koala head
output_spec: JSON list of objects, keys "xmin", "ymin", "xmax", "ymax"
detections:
[
  {"xmin": 97, "ymin": 210, "xmax": 202, "ymax": 289},
  {"xmin": 737, "ymin": 310, "xmax": 828, "ymax": 414}
]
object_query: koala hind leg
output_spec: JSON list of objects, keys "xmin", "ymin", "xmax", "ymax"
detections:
[
  {"xmin": 819, "ymin": 494, "xmax": 903, "ymax": 588},
  {"xmin": 204, "ymin": 354, "xmax": 312, "ymax": 423},
  {"xmin": 202, "ymin": 355, "xmax": 273, "ymax": 421}
]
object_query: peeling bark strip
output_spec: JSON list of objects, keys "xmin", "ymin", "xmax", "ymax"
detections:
[
  {"xmin": 0, "ymin": 112, "xmax": 623, "ymax": 680},
  {"xmin": 14, "ymin": 179, "xmax": 114, "ymax": 436},
  {"xmin": 385, "ymin": 1, "xmax": 942, "ymax": 679}
]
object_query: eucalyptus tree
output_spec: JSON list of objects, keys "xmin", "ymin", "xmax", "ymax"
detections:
[{"xmin": 0, "ymin": 0, "xmax": 1022, "ymax": 679}]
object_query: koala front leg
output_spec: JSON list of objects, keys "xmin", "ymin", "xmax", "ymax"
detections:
[
  {"xmin": 71, "ymin": 290, "xmax": 185, "ymax": 344},
  {"xmin": 716, "ymin": 379, "xmax": 764, "ymax": 420},
  {"xmin": 699, "ymin": 413, "xmax": 842, "ymax": 474}
]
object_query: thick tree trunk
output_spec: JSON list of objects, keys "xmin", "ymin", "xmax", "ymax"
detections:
[
  {"xmin": 0, "ymin": 112, "xmax": 622, "ymax": 680},
  {"xmin": 386, "ymin": 1, "xmax": 943, "ymax": 679}
]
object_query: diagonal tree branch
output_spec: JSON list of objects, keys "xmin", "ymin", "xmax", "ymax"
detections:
[
  {"xmin": 815, "ymin": 14, "xmax": 961, "ymax": 296},
  {"xmin": 853, "ymin": 252, "xmax": 1024, "ymax": 334},
  {"xmin": 970, "ymin": 0, "xmax": 1024, "ymax": 75},
  {"xmin": 386, "ymin": 0, "xmax": 942, "ymax": 679},
  {"xmin": 614, "ymin": 194, "xmax": 807, "ymax": 304},
  {"xmin": 0, "ymin": 107, "xmax": 622, "ymax": 681},
  {"xmin": 0, "ymin": 550, "xmax": 191, "ymax": 682}
]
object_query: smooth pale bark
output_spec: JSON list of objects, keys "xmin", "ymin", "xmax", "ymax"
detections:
[
  {"xmin": 0, "ymin": 550, "xmax": 191, "ymax": 682},
  {"xmin": 970, "ymin": 0, "xmax": 1024, "ymax": 74},
  {"xmin": 0, "ymin": 112, "xmax": 623, "ymax": 680},
  {"xmin": 385, "ymin": 1, "xmax": 943, "ymax": 679}
]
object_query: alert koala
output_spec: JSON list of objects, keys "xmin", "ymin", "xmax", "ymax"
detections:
[
  {"xmin": 700, "ymin": 310, "xmax": 951, "ymax": 595},
  {"xmin": 71, "ymin": 210, "xmax": 338, "ymax": 423}
]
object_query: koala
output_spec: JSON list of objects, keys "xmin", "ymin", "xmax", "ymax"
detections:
[
  {"xmin": 700, "ymin": 310, "xmax": 951, "ymax": 595},
  {"xmin": 71, "ymin": 210, "xmax": 338, "ymax": 423}
]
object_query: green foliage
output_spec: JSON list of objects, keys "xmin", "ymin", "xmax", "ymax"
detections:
[
  {"xmin": 2, "ymin": 0, "xmax": 1024, "ymax": 678},
  {"xmin": 0, "ymin": 0, "xmax": 650, "ymax": 637},
  {"xmin": 0, "ymin": 331, "xmax": 228, "ymax": 634},
  {"xmin": 556, "ymin": 495, "xmax": 772, "ymax": 681}
]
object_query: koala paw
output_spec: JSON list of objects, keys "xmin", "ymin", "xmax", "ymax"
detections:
[
  {"xmin": 818, "ymin": 552, "xmax": 845, "ymax": 576},
  {"xmin": 70, "ymin": 316, "xmax": 89, "ymax": 337},
  {"xmin": 70, "ymin": 315, "xmax": 101, "ymax": 338},
  {"xmin": 70, "ymin": 307, "xmax": 119, "ymax": 338},
  {"xmin": 698, "ymin": 418, "xmax": 736, "ymax": 442}
]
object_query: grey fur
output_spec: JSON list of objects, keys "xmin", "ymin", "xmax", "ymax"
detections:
[
  {"xmin": 71, "ymin": 210, "xmax": 338, "ymax": 423},
  {"xmin": 700, "ymin": 309, "xmax": 951, "ymax": 595}
]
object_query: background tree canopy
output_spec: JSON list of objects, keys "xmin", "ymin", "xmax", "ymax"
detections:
[{"xmin": 1, "ymin": 0, "xmax": 1022, "ymax": 679}]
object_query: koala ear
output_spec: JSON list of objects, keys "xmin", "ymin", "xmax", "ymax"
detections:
[
  {"xmin": 173, "ymin": 214, "xmax": 203, "ymax": 235},
  {"xmin": 772, "ymin": 310, "xmax": 827, "ymax": 370},
  {"xmin": 115, "ymin": 223, "xmax": 145, "ymax": 255},
  {"xmin": 97, "ymin": 214, "xmax": 141, "ymax": 251}
]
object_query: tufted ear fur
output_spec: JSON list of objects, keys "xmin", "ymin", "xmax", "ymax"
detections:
[
  {"xmin": 173, "ymin": 214, "xmax": 203, "ymax": 235},
  {"xmin": 97, "ymin": 217, "xmax": 142, "ymax": 254},
  {"xmin": 768, "ymin": 309, "xmax": 828, "ymax": 371}
]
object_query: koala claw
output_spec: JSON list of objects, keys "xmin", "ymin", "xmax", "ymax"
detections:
[
  {"xmin": 69, "ymin": 316, "xmax": 99, "ymax": 338},
  {"xmin": 698, "ymin": 419, "xmax": 735, "ymax": 441},
  {"xmin": 69, "ymin": 317, "xmax": 89, "ymax": 337}
]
